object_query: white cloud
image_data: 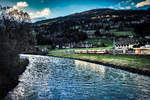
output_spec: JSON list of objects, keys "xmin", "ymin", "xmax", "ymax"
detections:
[
  {"xmin": 7, "ymin": 1, "xmax": 28, "ymax": 12},
  {"xmin": 29, "ymin": 8, "xmax": 51, "ymax": 19},
  {"xmin": 12, "ymin": 1, "xmax": 28, "ymax": 10},
  {"xmin": 120, "ymin": 0, "xmax": 132, "ymax": 5},
  {"xmin": 116, "ymin": 1, "xmax": 132, "ymax": 10},
  {"xmin": 136, "ymin": 0, "xmax": 150, "ymax": 8},
  {"xmin": 125, "ymin": 6, "xmax": 131, "ymax": 9},
  {"xmin": 6, "ymin": 1, "xmax": 51, "ymax": 20},
  {"xmin": 109, "ymin": 6, "xmax": 114, "ymax": 9},
  {"xmin": 119, "ymin": 6, "xmax": 131, "ymax": 10},
  {"xmin": 16, "ymin": 2, "xmax": 28, "ymax": 8},
  {"xmin": 119, "ymin": 7, "xmax": 125, "ymax": 9},
  {"xmin": 131, "ymin": 2, "xmax": 135, "ymax": 5}
]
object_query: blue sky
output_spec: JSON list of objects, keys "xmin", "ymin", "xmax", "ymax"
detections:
[{"xmin": 0, "ymin": 0, "xmax": 150, "ymax": 22}]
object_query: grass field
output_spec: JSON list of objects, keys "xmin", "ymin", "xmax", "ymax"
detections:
[
  {"xmin": 112, "ymin": 31, "xmax": 134, "ymax": 36},
  {"xmin": 81, "ymin": 38, "xmax": 113, "ymax": 47},
  {"xmin": 48, "ymin": 53, "xmax": 150, "ymax": 71},
  {"xmin": 36, "ymin": 38, "xmax": 114, "ymax": 53},
  {"xmin": 49, "ymin": 46, "xmax": 113, "ymax": 53}
]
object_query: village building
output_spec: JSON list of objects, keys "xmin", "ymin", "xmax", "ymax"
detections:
[
  {"xmin": 115, "ymin": 40, "xmax": 150, "ymax": 54},
  {"xmin": 133, "ymin": 44, "xmax": 150, "ymax": 54},
  {"xmin": 133, "ymin": 48, "xmax": 150, "ymax": 54}
]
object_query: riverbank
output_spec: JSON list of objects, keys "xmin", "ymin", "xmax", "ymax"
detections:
[
  {"xmin": 0, "ymin": 58, "xmax": 29, "ymax": 99},
  {"xmin": 48, "ymin": 53, "xmax": 150, "ymax": 76}
]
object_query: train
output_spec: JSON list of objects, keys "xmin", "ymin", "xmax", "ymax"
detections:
[{"xmin": 74, "ymin": 50, "xmax": 109, "ymax": 54}]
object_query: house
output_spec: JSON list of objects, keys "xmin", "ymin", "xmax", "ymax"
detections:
[
  {"xmin": 133, "ymin": 45, "xmax": 150, "ymax": 54},
  {"xmin": 133, "ymin": 48, "xmax": 150, "ymax": 54},
  {"xmin": 76, "ymin": 42, "xmax": 93, "ymax": 48},
  {"xmin": 115, "ymin": 40, "xmax": 138, "ymax": 50},
  {"xmin": 115, "ymin": 40, "xmax": 150, "ymax": 54}
]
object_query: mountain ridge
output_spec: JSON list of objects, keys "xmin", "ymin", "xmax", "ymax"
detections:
[{"xmin": 34, "ymin": 8, "xmax": 149, "ymax": 25}]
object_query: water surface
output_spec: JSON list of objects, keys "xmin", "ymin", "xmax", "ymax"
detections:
[{"xmin": 6, "ymin": 55, "xmax": 150, "ymax": 100}]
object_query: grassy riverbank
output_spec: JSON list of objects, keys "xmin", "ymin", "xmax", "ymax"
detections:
[
  {"xmin": 48, "ymin": 53, "xmax": 150, "ymax": 75},
  {"xmin": 49, "ymin": 46, "xmax": 113, "ymax": 52}
]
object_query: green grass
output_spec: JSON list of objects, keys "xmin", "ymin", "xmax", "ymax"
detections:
[
  {"xmin": 112, "ymin": 31, "xmax": 134, "ymax": 36},
  {"xmin": 49, "ymin": 38, "xmax": 113, "ymax": 53},
  {"xmin": 48, "ymin": 53, "xmax": 150, "ymax": 70},
  {"xmin": 36, "ymin": 38, "xmax": 113, "ymax": 53},
  {"xmin": 49, "ymin": 46, "xmax": 113, "ymax": 53},
  {"xmin": 81, "ymin": 38, "xmax": 113, "ymax": 47}
]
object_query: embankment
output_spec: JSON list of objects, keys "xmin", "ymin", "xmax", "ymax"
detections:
[{"xmin": 48, "ymin": 53, "xmax": 150, "ymax": 76}]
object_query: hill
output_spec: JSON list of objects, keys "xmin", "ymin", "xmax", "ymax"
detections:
[
  {"xmin": 34, "ymin": 8, "xmax": 150, "ymax": 49},
  {"xmin": 35, "ymin": 8, "xmax": 149, "ymax": 25}
]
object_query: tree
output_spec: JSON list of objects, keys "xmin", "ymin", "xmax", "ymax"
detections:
[
  {"xmin": 95, "ymin": 30, "xmax": 101, "ymax": 37},
  {"xmin": 6, "ymin": 8, "xmax": 31, "ymax": 23},
  {"xmin": 134, "ymin": 21, "xmax": 150, "ymax": 38},
  {"xmin": 0, "ymin": 5, "xmax": 33, "ymax": 98},
  {"xmin": 147, "ymin": 8, "xmax": 150, "ymax": 11}
]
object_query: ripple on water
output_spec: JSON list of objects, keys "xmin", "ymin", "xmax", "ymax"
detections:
[{"xmin": 6, "ymin": 55, "xmax": 150, "ymax": 100}]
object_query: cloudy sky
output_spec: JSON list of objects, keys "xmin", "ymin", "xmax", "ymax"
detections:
[{"xmin": 1, "ymin": 0, "xmax": 150, "ymax": 22}]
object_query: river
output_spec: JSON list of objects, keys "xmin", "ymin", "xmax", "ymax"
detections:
[{"xmin": 6, "ymin": 55, "xmax": 150, "ymax": 100}]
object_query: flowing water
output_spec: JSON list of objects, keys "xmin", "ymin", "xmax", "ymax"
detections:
[{"xmin": 6, "ymin": 55, "xmax": 150, "ymax": 100}]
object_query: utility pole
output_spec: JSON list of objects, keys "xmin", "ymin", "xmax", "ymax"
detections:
[{"xmin": 113, "ymin": 37, "xmax": 116, "ymax": 56}]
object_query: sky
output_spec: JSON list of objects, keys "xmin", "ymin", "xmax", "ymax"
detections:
[{"xmin": 0, "ymin": 0, "xmax": 150, "ymax": 22}]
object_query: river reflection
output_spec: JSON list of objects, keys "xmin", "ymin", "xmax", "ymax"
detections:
[{"xmin": 6, "ymin": 55, "xmax": 150, "ymax": 100}]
